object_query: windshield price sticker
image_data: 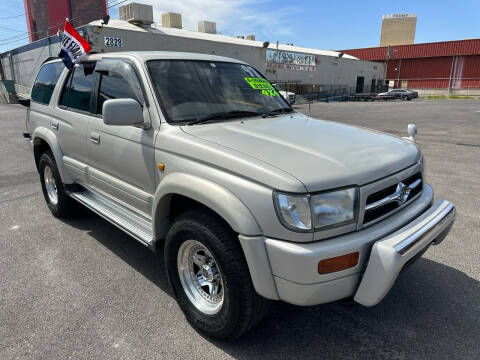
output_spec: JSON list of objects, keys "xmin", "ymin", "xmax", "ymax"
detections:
[{"xmin": 244, "ymin": 77, "xmax": 280, "ymax": 97}]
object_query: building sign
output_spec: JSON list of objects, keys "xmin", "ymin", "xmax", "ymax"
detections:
[
  {"xmin": 265, "ymin": 49, "xmax": 316, "ymax": 71},
  {"xmin": 382, "ymin": 13, "xmax": 417, "ymax": 19},
  {"xmin": 104, "ymin": 36, "xmax": 124, "ymax": 48}
]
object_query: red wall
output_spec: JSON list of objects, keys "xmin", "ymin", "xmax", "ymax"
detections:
[
  {"xmin": 47, "ymin": 0, "xmax": 71, "ymax": 37},
  {"xmin": 342, "ymin": 39, "xmax": 480, "ymax": 61},
  {"xmin": 342, "ymin": 40, "xmax": 480, "ymax": 89},
  {"xmin": 384, "ymin": 56, "xmax": 480, "ymax": 89},
  {"xmin": 24, "ymin": 0, "xmax": 106, "ymax": 41}
]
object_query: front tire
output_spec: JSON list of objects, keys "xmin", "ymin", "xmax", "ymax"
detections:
[
  {"xmin": 165, "ymin": 210, "xmax": 269, "ymax": 340},
  {"xmin": 39, "ymin": 151, "xmax": 74, "ymax": 218}
]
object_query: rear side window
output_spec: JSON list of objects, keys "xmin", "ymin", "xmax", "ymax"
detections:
[
  {"xmin": 60, "ymin": 63, "xmax": 95, "ymax": 113},
  {"xmin": 31, "ymin": 62, "xmax": 64, "ymax": 105},
  {"xmin": 97, "ymin": 72, "xmax": 139, "ymax": 115}
]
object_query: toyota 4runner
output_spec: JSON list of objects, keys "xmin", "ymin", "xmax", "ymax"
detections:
[{"xmin": 22, "ymin": 52, "xmax": 455, "ymax": 340}]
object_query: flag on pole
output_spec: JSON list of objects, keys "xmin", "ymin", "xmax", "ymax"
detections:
[{"xmin": 58, "ymin": 20, "xmax": 92, "ymax": 69}]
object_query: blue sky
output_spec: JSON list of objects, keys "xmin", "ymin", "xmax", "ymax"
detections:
[{"xmin": 1, "ymin": 0, "xmax": 479, "ymax": 53}]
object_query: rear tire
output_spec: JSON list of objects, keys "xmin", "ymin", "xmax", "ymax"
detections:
[
  {"xmin": 165, "ymin": 210, "xmax": 270, "ymax": 340},
  {"xmin": 39, "ymin": 151, "xmax": 75, "ymax": 218}
]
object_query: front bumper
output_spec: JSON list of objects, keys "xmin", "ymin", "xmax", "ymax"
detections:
[
  {"xmin": 240, "ymin": 186, "xmax": 455, "ymax": 306},
  {"xmin": 353, "ymin": 199, "xmax": 454, "ymax": 306}
]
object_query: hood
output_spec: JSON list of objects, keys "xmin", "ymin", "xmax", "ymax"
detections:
[{"xmin": 181, "ymin": 113, "xmax": 420, "ymax": 192}]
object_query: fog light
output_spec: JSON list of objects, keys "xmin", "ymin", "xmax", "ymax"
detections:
[{"xmin": 318, "ymin": 252, "xmax": 359, "ymax": 274}]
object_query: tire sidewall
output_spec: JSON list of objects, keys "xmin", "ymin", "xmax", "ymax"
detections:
[
  {"xmin": 165, "ymin": 218, "xmax": 243, "ymax": 337},
  {"xmin": 39, "ymin": 152, "xmax": 65, "ymax": 216}
]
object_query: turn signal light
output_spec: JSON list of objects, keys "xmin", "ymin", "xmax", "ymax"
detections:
[{"xmin": 318, "ymin": 252, "xmax": 359, "ymax": 274}]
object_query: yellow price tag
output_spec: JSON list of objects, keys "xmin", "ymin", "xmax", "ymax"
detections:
[{"xmin": 244, "ymin": 77, "xmax": 280, "ymax": 96}]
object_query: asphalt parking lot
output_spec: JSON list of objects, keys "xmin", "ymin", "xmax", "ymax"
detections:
[{"xmin": 1, "ymin": 99, "xmax": 479, "ymax": 359}]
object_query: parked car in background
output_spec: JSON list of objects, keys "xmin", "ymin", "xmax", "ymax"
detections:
[
  {"xmin": 273, "ymin": 84, "xmax": 296, "ymax": 104},
  {"xmin": 22, "ymin": 52, "xmax": 455, "ymax": 340},
  {"xmin": 377, "ymin": 89, "xmax": 418, "ymax": 101},
  {"xmin": 279, "ymin": 90, "xmax": 296, "ymax": 105}
]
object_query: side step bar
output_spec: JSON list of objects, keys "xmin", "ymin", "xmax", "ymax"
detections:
[{"xmin": 69, "ymin": 188, "xmax": 155, "ymax": 248}]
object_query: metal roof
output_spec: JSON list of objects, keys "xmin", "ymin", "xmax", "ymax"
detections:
[
  {"xmin": 90, "ymin": 19, "xmax": 358, "ymax": 60},
  {"xmin": 342, "ymin": 39, "xmax": 480, "ymax": 61}
]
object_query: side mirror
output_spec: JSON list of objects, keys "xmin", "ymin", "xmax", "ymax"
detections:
[
  {"xmin": 407, "ymin": 123, "xmax": 417, "ymax": 143},
  {"xmin": 103, "ymin": 99, "xmax": 144, "ymax": 127}
]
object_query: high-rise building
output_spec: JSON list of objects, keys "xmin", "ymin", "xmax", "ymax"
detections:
[
  {"xmin": 380, "ymin": 13, "xmax": 417, "ymax": 47},
  {"xmin": 23, "ymin": 0, "xmax": 107, "ymax": 42}
]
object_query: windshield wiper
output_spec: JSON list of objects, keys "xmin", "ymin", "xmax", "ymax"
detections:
[
  {"xmin": 186, "ymin": 110, "xmax": 262, "ymax": 125},
  {"xmin": 262, "ymin": 107, "xmax": 293, "ymax": 118}
]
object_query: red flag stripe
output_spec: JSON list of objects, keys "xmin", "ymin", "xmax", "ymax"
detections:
[{"xmin": 64, "ymin": 21, "xmax": 91, "ymax": 53}]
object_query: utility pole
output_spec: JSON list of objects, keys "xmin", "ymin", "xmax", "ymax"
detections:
[
  {"xmin": 397, "ymin": 58, "xmax": 402, "ymax": 88},
  {"xmin": 447, "ymin": 56, "xmax": 455, "ymax": 95},
  {"xmin": 275, "ymin": 40, "xmax": 279, "ymax": 84},
  {"xmin": 0, "ymin": 56, "xmax": 6, "ymax": 81},
  {"xmin": 8, "ymin": 52, "xmax": 15, "ymax": 83},
  {"xmin": 47, "ymin": 30, "xmax": 52, "ymax": 57}
]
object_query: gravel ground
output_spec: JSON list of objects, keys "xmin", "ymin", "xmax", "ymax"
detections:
[{"xmin": 0, "ymin": 99, "xmax": 479, "ymax": 359}]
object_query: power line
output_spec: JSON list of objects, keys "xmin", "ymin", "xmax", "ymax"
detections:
[
  {"xmin": 0, "ymin": 14, "xmax": 25, "ymax": 20},
  {"xmin": 0, "ymin": 25, "xmax": 25, "ymax": 33},
  {"xmin": 0, "ymin": 0, "xmax": 128, "ymax": 46}
]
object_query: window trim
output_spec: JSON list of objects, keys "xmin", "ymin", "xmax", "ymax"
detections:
[
  {"xmin": 95, "ymin": 58, "xmax": 149, "ymax": 108},
  {"xmin": 31, "ymin": 61, "xmax": 65, "ymax": 106}
]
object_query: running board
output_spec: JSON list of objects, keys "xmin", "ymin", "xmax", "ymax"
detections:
[{"xmin": 69, "ymin": 188, "xmax": 154, "ymax": 247}]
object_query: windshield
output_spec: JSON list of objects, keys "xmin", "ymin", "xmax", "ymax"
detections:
[{"xmin": 147, "ymin": 60, "xmax": 291, "ymax": 124}]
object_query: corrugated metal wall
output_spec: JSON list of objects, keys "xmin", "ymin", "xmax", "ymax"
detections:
[
  {"xmin": 385, "ymin": 55, "xmax": 480, "ymax": 89},
  {"xmin": 342, "ymin": 39, "xmax": 480, "ymax": 60},
  {"xmin": 342, "ymin": 39, "xmax": 480, "ymax": 90}
]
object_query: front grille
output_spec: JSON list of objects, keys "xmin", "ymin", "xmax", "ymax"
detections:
[{"xmin": 363, "ymin": 172, "xmax": 422, "ymax": 225}]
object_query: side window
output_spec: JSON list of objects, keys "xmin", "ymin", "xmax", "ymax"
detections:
[
  {"xmin": 31, "ymin": 62, "xmax": 64, "ymax": 105},
  {"xmin": 59, "ymin": 63, "xmax": 95, "ymax": 113},
  {"xmin": 97, "ymin": 72, "xmax": 139, "ymax": 115}
]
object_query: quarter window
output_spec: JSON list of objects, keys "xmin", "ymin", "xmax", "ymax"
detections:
[
  {"xmin": 97, "ymin": 72, "xmax": 139, "ymax": 115},
  {"xmin": 59, "ymin": 63, "xmax": 95, "ymax": 113},
  {"xmin": 31, "ymin": 62, "xmax": 64, "ymax": 105}
]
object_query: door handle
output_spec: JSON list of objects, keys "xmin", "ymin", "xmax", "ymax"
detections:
[
  {"xmin": 89, "ymin": 133, "xmax": 100, "ymax": 144},
  {"xmin": 51, "ymin": 122, "xmax": 59, "ymax": 131}
]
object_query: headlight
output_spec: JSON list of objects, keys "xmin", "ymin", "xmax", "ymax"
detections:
[
  {"xmin": 274, "ymin": 193, "xmax": 312, "ymax": 231},
  {"xmin": 311, "ymin": 188, "xmax": 356, "ymax": 229},
  {"xmin": 274, "ymin": 188, "xmax": 357, "ymax": 232}
]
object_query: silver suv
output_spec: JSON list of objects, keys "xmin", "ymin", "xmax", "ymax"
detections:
[{"xmin": 23, "ymin": 52, "xmax": 455, "ymax": 340}]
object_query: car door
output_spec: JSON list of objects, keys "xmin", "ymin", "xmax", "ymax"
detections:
[
  {"xmin": 54, "ymin": 62, "xmax": 97, "ymax": 184},
  {"xmin": 86, "ymin": 60, "xmax": 156, "ymax": 218}
]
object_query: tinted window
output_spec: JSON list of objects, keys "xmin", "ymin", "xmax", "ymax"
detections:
[
  {"xmin": 60, "ymin": 63, "xmax": 95, "ymax": 112},
  {"xmin": 31, "ymin": 62, "xmax": 64, "ymax": 105},
  {"xmin": 97, "ymin": 72, "xmax": 139, "ymax": 115}
]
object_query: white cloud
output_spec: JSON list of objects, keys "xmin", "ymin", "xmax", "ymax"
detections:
[{"xmin": 128, "ymin": 0, "xmax": 299, "ymax": 41}]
